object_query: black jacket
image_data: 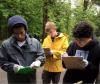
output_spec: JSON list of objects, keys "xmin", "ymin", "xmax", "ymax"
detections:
[{"xmin": 64, "ymin": 39, "xmax": 100, "ymax": 82}]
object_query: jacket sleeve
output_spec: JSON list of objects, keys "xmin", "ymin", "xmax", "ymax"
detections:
[
  {"xmin": 35, "ymin": 41, "xmax": 45, "ymax": 66},
  {"xmin": 52, "ymin": 38, "xmax": 69, "ymax": 59},
  {"xmin": 85, "ymin": 46, "xmax": 100, "ymax": 75},
  {"xmin": 0, "ymin": 43, "xmax": 14, "ymax": 73}
]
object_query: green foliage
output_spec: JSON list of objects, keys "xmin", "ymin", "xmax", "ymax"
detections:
[
  {"xmin": 47, "ymin": 0, "xmax": 72, "ymax": 38},
  {"xmin": 0, "ymin": 0, "xmax": 43, "ymax": 40},
  {"xmin": 0, "ymin": 0, "xmax": 100, "ymax": 41}
]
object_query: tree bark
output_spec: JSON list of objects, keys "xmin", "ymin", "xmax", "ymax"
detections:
[
  {"xmin": 83, "ymin": 0, "xmax": 89, "ymax": 11},
  {"xmin": 42, "ymin": 0, "xmax": 48, "ymax": 42}
]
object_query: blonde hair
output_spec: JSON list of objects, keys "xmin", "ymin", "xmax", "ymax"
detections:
[{"xmin": 45, "ymin": 21, "xmax": 57, "ymax": 32}]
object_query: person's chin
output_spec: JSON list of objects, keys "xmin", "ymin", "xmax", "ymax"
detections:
[
  {"xmin": 78, "ymin": 44, "xmax": 85, "ymax": 48},
  {"xmin": 17, "ymin": 39, "xmax": 25, "ymax": 42}
]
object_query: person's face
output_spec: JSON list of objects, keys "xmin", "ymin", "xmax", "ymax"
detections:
[
  {"xmin": 47, "ymin": 28, "xmax": 57, "ymax": 38},
  {"xmin": 75, "ymin": 37, "xmax": 92, "ymax": 47},
  {"xmin": 45, "ymin": 25, "xmax": 57, "ymax": 38},
  {"xmin": 13, "ymin": 27, "xmax": 26, "ymax": 42}
]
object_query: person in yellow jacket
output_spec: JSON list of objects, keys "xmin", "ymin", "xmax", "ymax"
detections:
[{"xmin": 42, "ymin": 21, "xmax": 69, "ymax": 84}]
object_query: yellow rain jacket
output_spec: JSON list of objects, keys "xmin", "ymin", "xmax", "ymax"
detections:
[{"xmin": 42, "ymin": 33, "xmax": 69, "ymax": 72}]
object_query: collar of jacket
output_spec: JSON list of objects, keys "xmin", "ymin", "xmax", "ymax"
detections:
[
  {"xmin": 10, "ymin": 34, "xmax": 35, "ymax": 55},
  {"xmin": 10, "ymin": 34, "xmax": 33, "ymax": 46},
  {"xmin": 48, "ymin": 33, "xmax": 65, "ymax": 39},
  {"xmin": 56, "ymin": 33, "xmax": 65, "ymax": 38}
]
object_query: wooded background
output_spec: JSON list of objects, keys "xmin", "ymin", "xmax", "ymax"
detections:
[{"xmin": 0, "ymin": 0, "xmax": 100, "ymax": 41}]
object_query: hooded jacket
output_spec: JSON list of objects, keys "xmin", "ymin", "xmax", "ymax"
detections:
[
  {"xmin": 42, "ymin": 33, "xmax": 69, "ymax": 72},
  {"xmin": 8, "ymin": 15, "xmax": 28, "ymax": 31},
  {"xmin": 0, "ymin": 15, "xmax": 45, "ymax": 84}
]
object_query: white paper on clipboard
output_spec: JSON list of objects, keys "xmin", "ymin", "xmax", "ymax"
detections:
[{"xmin": 62, "ymin": 56, "xmax": 85, "ymax": 69}]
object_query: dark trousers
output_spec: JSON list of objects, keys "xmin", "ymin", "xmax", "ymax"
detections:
[
  {"xmin": 63, "ymin": 69, "xmax": 97, "ymax": 84},
  {"xmin": 42, "ymin": 70, "xmax": 61, "ymax": 84},
  {"xmin": 7, "ymin": 72, "xmax": 36, "ymax": 84}
]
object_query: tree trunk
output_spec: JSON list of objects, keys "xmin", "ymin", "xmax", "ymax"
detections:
[
  {"xmin": 83, "ymin": 0, "xmax": 89, "ymax": 11},
  {"xmin": 42, "ymin": 0, "xmax": 48, "ymax": 42}
]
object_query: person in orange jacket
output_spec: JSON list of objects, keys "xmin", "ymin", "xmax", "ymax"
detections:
[{"xmin": 42, "ymin": 21, "xmax": 69, "ymax": 84}]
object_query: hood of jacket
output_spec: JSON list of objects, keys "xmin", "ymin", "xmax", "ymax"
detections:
[{"xmin": 8, "ymin": 15, "xmax": 28, "ymax": 31}]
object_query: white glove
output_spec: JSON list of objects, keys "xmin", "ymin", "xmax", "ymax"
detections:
[
  {"xmin": 13, "ymin": 64, "xmax": 24, "ymax": 73},
  {"xmin": 50, "ymin": 50, "xmax": 53, "ymax": 54},
  {"xmin": 83, "ymin": 59, "xmax": 88, "ymax": 67},
  {"xmin": 61, "ymin": 52, "xmax": 68, "ymax": 58},
  {"xmin": 30, "ymin": 60, "xmax": 41, "ymax": 69}
]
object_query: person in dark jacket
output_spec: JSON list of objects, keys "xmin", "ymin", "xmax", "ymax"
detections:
[
  {"xmin": 63, "ymin": 21, "xmax": 100, "ymax": 83},
  {"xmin": 0, "ymin": 15, "xmax": 45, "ymax": 84}
]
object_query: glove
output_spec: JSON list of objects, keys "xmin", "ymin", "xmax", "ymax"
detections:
[
  {"xmin": 13, "ymin": 64, "xmax": 34, "ymax": 74},
  {"xmin": 83, "ymin": 59, "xmax": 88, "ymax": 67},
  {"xmin": 13, "ymin": 64, "xmax": 24, "ymax": 73},
  {"xmin": 30, "ymin": 60, "xmax": 41, "ymax": 69}
]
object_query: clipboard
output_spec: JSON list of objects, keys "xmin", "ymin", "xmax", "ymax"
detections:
[{"xmin": 62, "ymin": 56, "xmax": 85, "ymax": 69}]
